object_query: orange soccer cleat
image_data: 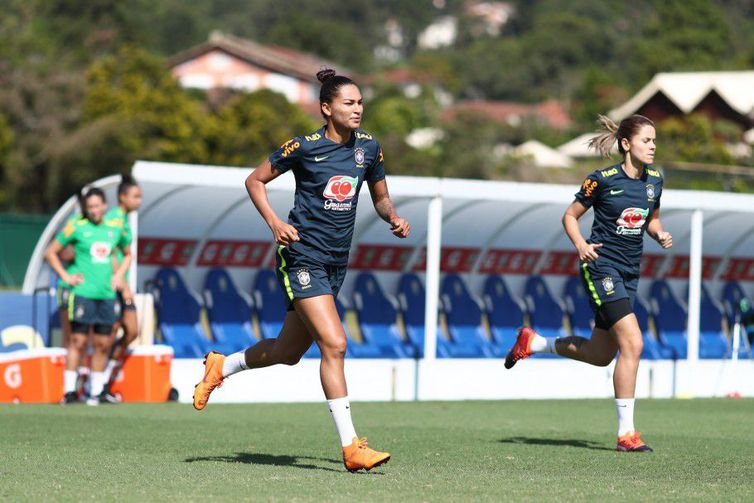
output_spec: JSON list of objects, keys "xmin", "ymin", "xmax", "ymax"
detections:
[
  {"xmin": 193, "ymin": 351, "xmax": 225, "ymax": 411},
  {"xmin": 616, "ymin": 432, "xmax": 653, "ymax": 452},
  {"xmin": 342, "ymin": 437, "xmax": 391, "ymax": 472},
  {"xmin": 504, "ymin": 327, "xmax": 537, "ymax": 369}
]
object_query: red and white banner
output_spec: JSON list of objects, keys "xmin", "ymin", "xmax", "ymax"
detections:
[
  {"xmin": 197, "ymin": 240, "xmax": 270, "ymax": 267},
  {"xmin": 138, "ymin": 238, "xmax": 197, "ymax": 266},
  {"xmin": 137, "ymin": 239, "xmax": 754, "ymax": 281},
  {"xmin": 349, "ymin": 245, "xmax": 414, "ymax": 271}
]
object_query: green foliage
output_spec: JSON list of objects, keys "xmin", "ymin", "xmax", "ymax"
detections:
[
  {"xmin": 657, "ymin": 114, "xmax": 737, "ymax": 164},
  {"xmin": 2, "ymin": 0, "xmax": 754, "ymax": 212},
  {"xmin": 634, "ymin": 0, "xmax": 737, "ymax": 81},
  {"xmin": 206, "ymin": 90, "xmax": 316, "ymax": 167},
  {"xmin": 83, "ymin": 45, "xmax": 210, "ymax": 163}
]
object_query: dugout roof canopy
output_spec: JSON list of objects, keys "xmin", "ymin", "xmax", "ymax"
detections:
[
  {"xmin": 24, "ymin": 160, "xmax": 754, "ymax": 297},
  {"xmin": 24, "ymin": 160, "xmax": 754, "ymax": 361}
]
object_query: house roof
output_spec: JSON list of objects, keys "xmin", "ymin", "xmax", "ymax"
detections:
[
  {"xmin": 610, "ymin": 71, "xmax": 754, "ymax": 121},
  {"xmin": 167, "ymin": 31, "xmax": 351, "ymax": 83}
]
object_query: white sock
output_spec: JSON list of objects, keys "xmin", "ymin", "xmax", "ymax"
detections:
[
  {"xmin": 222, "ymin": 351, "xmax": 248, "ymax": 378},
  {"xmin": 615, "ymin": 398, "xmax": 635, "ymax": 436},
  {"xmin": 530, "ymin": 335, "xmax": 558, "ymax": 354},
  {"xmin": 90, "ymin": 371, "xmax": 106, "ymax": 397},
  {"xmin": 104, "ymin": 359, "xmax": 118, "ymax": 381},
  {"xmin": 327, "ymin": 397, "xmax": 358, "ymax": 447},
  {"xmin": 64, "ymin": 370, "xmax": 77, "ymax": 393}
]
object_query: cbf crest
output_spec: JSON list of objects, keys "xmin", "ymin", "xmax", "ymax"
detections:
[
  {"xmin": 354, "ymin": 147, "xmax": 365, "ymax": 168},
  {"xmin": 646, "ymin": 184, "xmax": 655, "ymax": 200},
  {"xmin": 297, "ymin": 269, "xmax": 311, "ymax": 286},
  {"xmin": 602, "ymin": 276, "xmax": 615, "ymax": 294}
]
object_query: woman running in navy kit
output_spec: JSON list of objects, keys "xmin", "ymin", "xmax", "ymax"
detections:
[
  {"xmin": 505, "ymin": 114, "xmax": 672, "ymax": 452},
  {"xmin": 193, "ymin": 69, "xmax": 410, "ymax": 472}
]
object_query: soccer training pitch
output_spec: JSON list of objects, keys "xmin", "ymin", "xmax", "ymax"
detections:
[{"xmin": 2, "ymin": 399, "xmax": 752, "ymax": 501}]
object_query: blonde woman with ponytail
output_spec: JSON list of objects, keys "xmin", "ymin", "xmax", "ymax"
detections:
[{"xmin": 504, "ymin": 114, "xmax": 672, "ymax": 452}]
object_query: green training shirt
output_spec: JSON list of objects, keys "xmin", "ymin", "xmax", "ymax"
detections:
[
  {"xmin": 56, "ymin": 218, "xmax": 128, "ymax": 300},
  {"xmin": 104, "ymin": 206, "xmax": 133, "ymax": 282}
]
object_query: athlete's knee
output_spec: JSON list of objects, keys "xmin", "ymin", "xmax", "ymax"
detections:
[
  {"xmin": 93, "ymin": 338, "xmax": 112, "ymax": 353},
  {"xmin": 319, "ymin": 337, "xmax": 347, "ymax": 359},
  {"xmin": 69, "ymin": 337, "xmax": 87, "ymax": 352},
  {"xmin": 619, "ymin": 336, "xmax": 643, "ymax": 359}
]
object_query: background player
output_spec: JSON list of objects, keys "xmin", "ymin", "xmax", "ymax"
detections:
[
  {"xmin": 193, "ymin": 68, "xmax": 410, "ymax": 472},
  {"xmin": 102, "ymin": 175, "xmax": 142, "ymax": 398},
  {"xmin": 44, "ymin": 187, "xmax": 132, "ymax": 405},
  {"xmin": 504, "ymin": 114, "xmax": 672, "ymax": 452}
]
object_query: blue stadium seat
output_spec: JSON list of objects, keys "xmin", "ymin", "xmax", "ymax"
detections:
[
  {"xmin": 203, "ymin": 268, "xmax": 257, "ymax": 354},
  {"xmin": 633, "ymin": 296, "xmax": 673, "ymax": 359},
  {"xmin": 649, "ymin": 279, "xmax": 687, "ymax": 359},
  {"xmin": 693, "ymin": 284, "xmax": 729, "ymax": 359},
  {"xmin": 397, "ymin": 273, "xmax": 450, "ymax": 358},
  {"xmin": 252, "ymin": 269, "xmax": 318, "ymax": 358},
  {"xmin": 252, "ymin": 269, "xmax": 288, "ymax": 341},
  {"xmin": 337, "ymin": 297, "xmax": 382, "ymax": 358},
  {"xmin": 721, "ymin": 281, "xmax": 752, "ymax": 358},
  {"xmin": 483, "ymin": 275, "xmax": 525, "ymax": 356},
  {"xmin": 562, "ymin": 276, "xmax": 594, "ymax": 338},
  {"xmin": 524, "ymin": 276, "xmax": 567, "ymax": 339},
  {"xmin": 721, "ymin": 281, "xmax": 748, "ymax": 329},
  {"xmin": 151, "ymin": 268, "xmax": 213, "ymax": 358},
  {"xmin": 441, "ymin": 275, "xmax": 496, "ymax": 358},
  {"xmin": 353, "ymin": 273, "xmax": 412, "ymax": 358}
]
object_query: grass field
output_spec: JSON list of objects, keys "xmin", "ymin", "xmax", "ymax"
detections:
[{"xmin": 2, "ymin": 399, "xmax": 753, "ymax": 501}]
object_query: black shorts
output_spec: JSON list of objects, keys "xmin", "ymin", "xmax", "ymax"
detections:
[
  {"xmin": 579, "ymin": 260, "xmax": 638, "ymax": 315},
  {"xmin": 69, "ymin": 294, "xmax": 117, "ymax": 327},
  {"xmin": 116, "ymin": 290, "xmax": 136, "ymax": 320},
  {"xmin": 275, "ymin": 246, "xmax": 347, "ymax": 311}
]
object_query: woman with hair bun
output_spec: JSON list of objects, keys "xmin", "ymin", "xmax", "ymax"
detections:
[
  {"xmin": 504, "ymin": 114, "xmax": 672, "ymax": 452},
  {"xmin": 44, "ymin": 187, "xmax": 132, "ymax": 405},
  {"xmin": 193, "ymin": 68, "xmax": 410, "ymax": 472}
]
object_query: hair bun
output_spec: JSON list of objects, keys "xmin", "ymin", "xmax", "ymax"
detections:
[{"xmin": 316, "ymin": 68, "xmax": 337, "ymax": 84}]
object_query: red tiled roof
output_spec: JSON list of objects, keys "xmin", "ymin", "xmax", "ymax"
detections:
[{"xmin": 167, "ymin": 31, "xmax": 352, "ymax": 83}]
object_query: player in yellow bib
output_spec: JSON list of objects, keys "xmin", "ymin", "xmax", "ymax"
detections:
[{"xmin": 45, "ymin": 188, "xmax": 131, "ymax": 405}]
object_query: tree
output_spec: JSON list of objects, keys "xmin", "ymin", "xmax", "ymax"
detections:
[
  {"xmin": 205, "ymin": 90, "xmax": 317, "ymax": 167},
  {"xmin": 658, "ymin": 114, "xmax": 738, "ymax": 165},
  {"xmin": 83, "ymin": 45, "xmax": 210, "ymax": 164}
]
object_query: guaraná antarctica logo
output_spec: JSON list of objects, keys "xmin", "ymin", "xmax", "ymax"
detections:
[
  {"xmin": 616, "ymin": 207, "xmax": 649, "ymax": 235},
  {"xmin": 323, "ymin": 175, "xmax": 358, "ymax": 211}
]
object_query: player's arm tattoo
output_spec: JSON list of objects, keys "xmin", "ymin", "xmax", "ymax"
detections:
[
  {"xmin": 374, "ymin": 194, "xmax": 397, "ymax": 223},
  {"xmin": 369, "ymin": 180, "xmax": 397, "ymax": 223}
]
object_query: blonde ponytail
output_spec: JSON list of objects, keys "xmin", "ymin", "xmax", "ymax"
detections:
[{"xmin": 587, "ymin": 114, "xmax": 619, "ymax": 159}]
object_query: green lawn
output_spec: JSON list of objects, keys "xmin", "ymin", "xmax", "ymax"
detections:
[{"xmin": 1, "ymin": 399, "xmax": 752, "ymax": 501}]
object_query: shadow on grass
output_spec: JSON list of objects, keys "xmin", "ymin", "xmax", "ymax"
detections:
[
  {"xmin": 499, "ymin": 437, "xmax": 614, "ymax": 451},
  {"xmin": 185, "ymin": 452, "xmax": 384, "ymax": 474}
]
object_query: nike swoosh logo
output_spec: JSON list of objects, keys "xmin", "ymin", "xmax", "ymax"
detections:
[
  {"xmin": 314, "ymin": 156, "xmax": 329, "ymax": 162},
  {"xmin": 610, "ymin": 189, "xmax": 624, "ymax": 195}
]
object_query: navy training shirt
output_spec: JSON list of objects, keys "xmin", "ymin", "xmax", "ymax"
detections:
[
  {"xmin": 268, "ymin": 126, "xmax": 386, "ymax": 265},
  {"xmin": 574, "ymin": 164, "xmax": 663, "ymax": 275}
]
